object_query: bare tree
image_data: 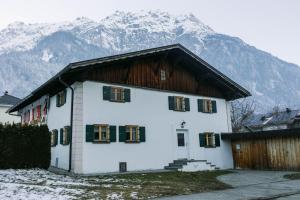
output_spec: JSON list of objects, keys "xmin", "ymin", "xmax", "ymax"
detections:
[{"xmin": 231, "ymin": 99, "xmax": 256, "ymax": 132}]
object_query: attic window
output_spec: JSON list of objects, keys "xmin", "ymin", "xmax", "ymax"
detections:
[{"xmin": 160, "ymin": 69, "xmax": 166, "ymax": 81}]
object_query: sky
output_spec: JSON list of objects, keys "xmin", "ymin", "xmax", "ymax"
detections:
[{"xmin": 1, "ymin": 0, "xmax": 300, "ymax": 66}]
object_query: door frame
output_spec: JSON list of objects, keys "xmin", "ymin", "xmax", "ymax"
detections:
[{"xmin": 175, "ymin": 129, "xmax": 190, "ymax": 159}]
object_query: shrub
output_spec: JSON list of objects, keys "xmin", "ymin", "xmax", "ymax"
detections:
[{"xmin": 0, "ymin": 124, "xmax": 50, "ymax": 169}]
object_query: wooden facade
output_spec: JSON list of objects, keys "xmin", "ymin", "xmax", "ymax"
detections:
[
  {"xmin": 230, "ymin": 132, "xmax": 300, "ymax": 171},
  {"xmin": 83, "ymin": 56, "xmax": 224, "ymax": 99}
]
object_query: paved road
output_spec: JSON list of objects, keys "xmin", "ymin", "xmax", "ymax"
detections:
[{"xmin": 157, "ymin": 170, "xmax": 300, "ymax": 200}]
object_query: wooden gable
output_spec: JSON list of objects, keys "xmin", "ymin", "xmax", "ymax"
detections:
[{"xmin": 83, "ymin": 55, "xmax": 224, "ymax": 98}]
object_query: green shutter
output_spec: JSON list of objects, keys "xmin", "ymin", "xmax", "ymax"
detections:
[
  {"xmin": 65, "ymin": 126, "xmax": 71, "ymax": 145},
  {"xmin": 119, "ymin": 126, "xmax": 126, "ymax": 142},
  {"xmin": 60, "ymin": 128, "xmax": 63, "ymax": 145},
  {"xmin": 109, "ymin": 126, "xmax": 117, "ymax": 142},
  {"xmin": 63, "ymin": 90, "xmax": 67, "ymax": 104},
  {"xmin": 103, "ymin": 86, "xmax": 111, "ymax": 101},
  {"xmin": 124, "ymin": 89, "xmax": 131, "ymax": 102},
  {"xmin": 139, "ymin": 126, "xmax": 146, "ymax": 142},
  {"xmin": 56, "ymin": 94, "xmax": 60, "ymax": 107},
  {"xmin": 54, "ymin": 129, "xmax": 58, "ymax": 146},
  {"xmin": 86, "ymin": 125, "xmax": 94, "ymax": 142},
  {"xmin": 198, "ymin": 99, "xmax": 204, "ymax": 112},
  {"xmin": 199, "ymin": 133, "xmax": 206, "ymax": 147},
  {"xmin": 212, "ymin": 100, "xmax": 217, "ymax": 113},
  {"xmin": 184, "ymin": 98, "xmax": 190, "ymax": 111},
  {"xmin": 215, "ymin": 134, "xmax": 220, "ymax": 147},
  {"xmin": 168, "ymin": 96, "xmax": 175, "ymax": 110}
]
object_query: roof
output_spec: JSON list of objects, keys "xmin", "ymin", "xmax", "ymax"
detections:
[
  {"xmin": 242, "ymin": 109, "xmax": 300, "ymax": 128},
  {"xmin": 0, "ymin": 93, "xmax": 21, "ymax": 106},
  {"xmin": 221, "ymin": 128, "xmax": 300, "ymax": 140},
  {"xmin": 8, "ymin": 44, "xmax": 251, "ymax": 113}
]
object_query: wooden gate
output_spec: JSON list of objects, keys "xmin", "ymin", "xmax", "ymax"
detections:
[{"xmin": 222, "ymin": 129, "xmax": 300, "ymax": 170}]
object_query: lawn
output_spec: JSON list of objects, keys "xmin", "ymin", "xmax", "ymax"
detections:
[{"xmin": 0, "ymin": 169, "xmax": 231, "ymax": 199}]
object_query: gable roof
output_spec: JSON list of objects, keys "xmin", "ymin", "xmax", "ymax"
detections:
[
  {"xmin": 0, "ymin": 93, "xmax": 21, "ymax": 106},
  {"xmin": 8, "ymin": 44, "xmax": 251, "ymax": 113},
  {"xmin": 242, "ymin": 109, "xmax": 300, "ymax": 128}
]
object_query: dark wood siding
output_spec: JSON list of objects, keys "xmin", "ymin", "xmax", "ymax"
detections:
[
  {"xmin": 83, "ymin": 57, "xmax": 224, "ymax": 98},
  {"xmin": 231, "ymin": 135, "xmax": 300, "ymax": 171}
]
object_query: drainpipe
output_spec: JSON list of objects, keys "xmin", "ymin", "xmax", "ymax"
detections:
[{"xmin": 58, "ymin": 76, "xmax": 74, "ymax": 172}]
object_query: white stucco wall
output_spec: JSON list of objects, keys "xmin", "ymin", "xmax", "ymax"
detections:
[
  {"xmin": 47, "ymin": 88, "xmax": 72, "ymax": 170},
  {"xmin": 0, "ymin": 105, "xmax": 20, "ymax": 124},
  {"xmin": 80, "ymin": 81, "xmax": 234, "ymax": 174}
]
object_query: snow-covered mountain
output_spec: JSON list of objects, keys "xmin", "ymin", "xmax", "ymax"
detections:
[{"xmin": 0, "ymin": 10, "xmax": 299, "ymax": 112}]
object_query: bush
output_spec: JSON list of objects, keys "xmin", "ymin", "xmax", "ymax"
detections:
[{"xmin": 0, "ymin": 124, "xmax": 50, "ymax": 169}]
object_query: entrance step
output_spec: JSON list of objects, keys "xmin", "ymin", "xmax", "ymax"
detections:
[{"xmin": 164, "ymin": 159, "xmax": 219, "ymax": 172}]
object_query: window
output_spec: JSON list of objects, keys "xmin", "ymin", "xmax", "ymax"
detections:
[
  {"xmin": 177, "ymin": 133, "xmax": 185, "ymax": 147},
  {"xmin": 175, "ymin": 96, "xmax": 185, "ymax": 111},
  {"xmin": 56, "ymin": 90, "xmax": 67, "ymax": 107},
  {"xmin": 205, "ymin": 133, "xmax": 215, "ymax": 147},
  {"xmin": 198, "ymin": 99, "xmax": 217, "ymax": 113},
  {"xmin": 111, "ymin": 87, "xmax": 124, "ymax": 102},
  {"xmin": 51, "ymin": 130, "xmax": 58, "ymax": 147},
  {"xmin": 125, "ymin": 126, "xmax": 139, "ymax": 142},
  {"xmin": 94, "ymin": 124, "xmax": 110, "ymax": 142},
  {"xmin": 85, "ymin": 124, "xmax": 116, "ymax": 143},
  {"xmin": 160, "ymin": 69, "xmax": 166, "ymax": 81},
  {"xmin": 103, "ymin": 86, "xmax": 131, "ymax": 103},
  {"xmin": 199, "ymin": 133, "xmax": 220, "ymax": 148},
  {"xmin": 60, "ymin": 126, "xmax": 70, "ymax": 145},
  {"xmin": 168, "ymin": 96, "xmax": 190, "ymax": 112}
]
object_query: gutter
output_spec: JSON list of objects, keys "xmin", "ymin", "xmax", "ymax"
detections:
[{"xmin": 58, "ymin": 76, "xmax": 74, "ymax": 172}]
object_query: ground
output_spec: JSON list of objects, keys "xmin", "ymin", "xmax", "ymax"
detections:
[
  {"xmin": 0, "ymin": 169, "xmax": 230, "ymax": 200},
  {"xmin": 160, "ymin": 170, "xmax": 300, "ymax": 200}
]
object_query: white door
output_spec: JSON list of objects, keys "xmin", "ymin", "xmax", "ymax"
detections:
[{"xmin": 176, "ymin": 130, "xmax": 189, "ymax": 159}]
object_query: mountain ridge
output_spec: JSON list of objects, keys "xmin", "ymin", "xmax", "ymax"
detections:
[{"xmin": 0, "ymin": 10, "xmax": 299, "ymax": 112}]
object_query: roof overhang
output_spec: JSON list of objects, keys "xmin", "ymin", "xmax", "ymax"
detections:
[
  {"xmin": 8, "ymin": 44, "xmax": 251, "ymax": 113},
  {"xmin": 221, "ymin": 128, "xmax": 300, "ymax": 140}
]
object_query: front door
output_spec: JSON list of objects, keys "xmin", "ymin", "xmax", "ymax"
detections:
[{"xmin": 176, "ymin": 130, "xmax": 189, "ymax": 159}]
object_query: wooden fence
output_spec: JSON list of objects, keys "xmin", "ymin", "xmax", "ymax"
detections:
[{"xmin": 222, "ymin": 128, "xmax": 300, "ymax": 171}]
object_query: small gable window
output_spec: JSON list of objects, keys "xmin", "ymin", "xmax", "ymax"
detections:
[
  {"xmin": 199, "ymin": 133, "xmax": 220, "ymax": 148},
  {"xmin": 103, "ymin": 86, "xmax": 130, "ymax": 103},
  {"xmin": 198, "ymin": 99, "xmax": 217, "ymax": 113},
  {"xmin": 160, "ymin": 69, "xmax": 166, "ymax": 81},
  {"xmin": 56, "ymin": 90, "xmax": 67, "ymax": 107},
  {"xmin": 168, "ymin": 96, "xmax": 190, "ymax": 112}
]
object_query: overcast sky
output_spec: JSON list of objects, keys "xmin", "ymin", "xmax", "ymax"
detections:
[{"xmin": 1, "ymin": 0, "xmax": 300, "ymax": 66}]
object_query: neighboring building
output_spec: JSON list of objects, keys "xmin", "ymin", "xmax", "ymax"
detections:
[
  {"xmin": 8, "ymin": 44, "xmax": 250, "ymax": 174},
  {"xmin": 240, "ymin": 108, "xmax": 300, "ymax": 132},
  {"xmin": 0, "ymin": 91, "xmax": 20, "ymax": 124}
]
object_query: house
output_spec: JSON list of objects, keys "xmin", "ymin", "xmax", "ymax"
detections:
[
  {"xmin": 8, "ymin": 44, "xmax": 250, "ymax": 174},
  {"xmin": 0, "ymin": 91, "xmax": 20, "ymax": 124},
  {"xmin": 239, "ymin": 108, "xmax": 300, "ymax": 132}
]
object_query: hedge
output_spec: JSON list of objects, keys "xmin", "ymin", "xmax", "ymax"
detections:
[{"xmin": 0, "ymin": 124, "xmax": 50, "ymax": 169}]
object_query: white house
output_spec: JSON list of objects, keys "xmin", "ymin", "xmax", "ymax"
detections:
[
  {"xmin": 0, "ymin": 91, "xmax": 20, "ymax": 124},
  {"xmin": 8, "ymin": 44, "xmax": 250, "ymax": 174}
]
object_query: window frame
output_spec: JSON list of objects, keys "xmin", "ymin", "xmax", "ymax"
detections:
[
  {"xmin": 125, "ymin": 125, "xmax": 140, "ymax": 143},
  {"xmin": 204, "ymin": 100, "xmax": 213, "ymax": 113},
  {"xmin": 110, "ymin": 87, "xmax": 125, "ymax": 102},
  {"xmin": 205, "ymin": 132, "xmax": 215, "ymax": 147},
  {"xmin": 93, "ymin": 124, "xmax": 110, "ymax": 143},
  {"xmin": 160, "ymin": 69, "xmax": 166, "ymax": 81},
  {"xmin": 174, "ymin": 96, "xmax": 185, "ymax": 112},
  {"xmin": 51, "ymin": 130, "xmax": 56, "ymax": 147},
  {"xmin": 57, "ymin": 90, "xmax": 66, "ymax": 107}
]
